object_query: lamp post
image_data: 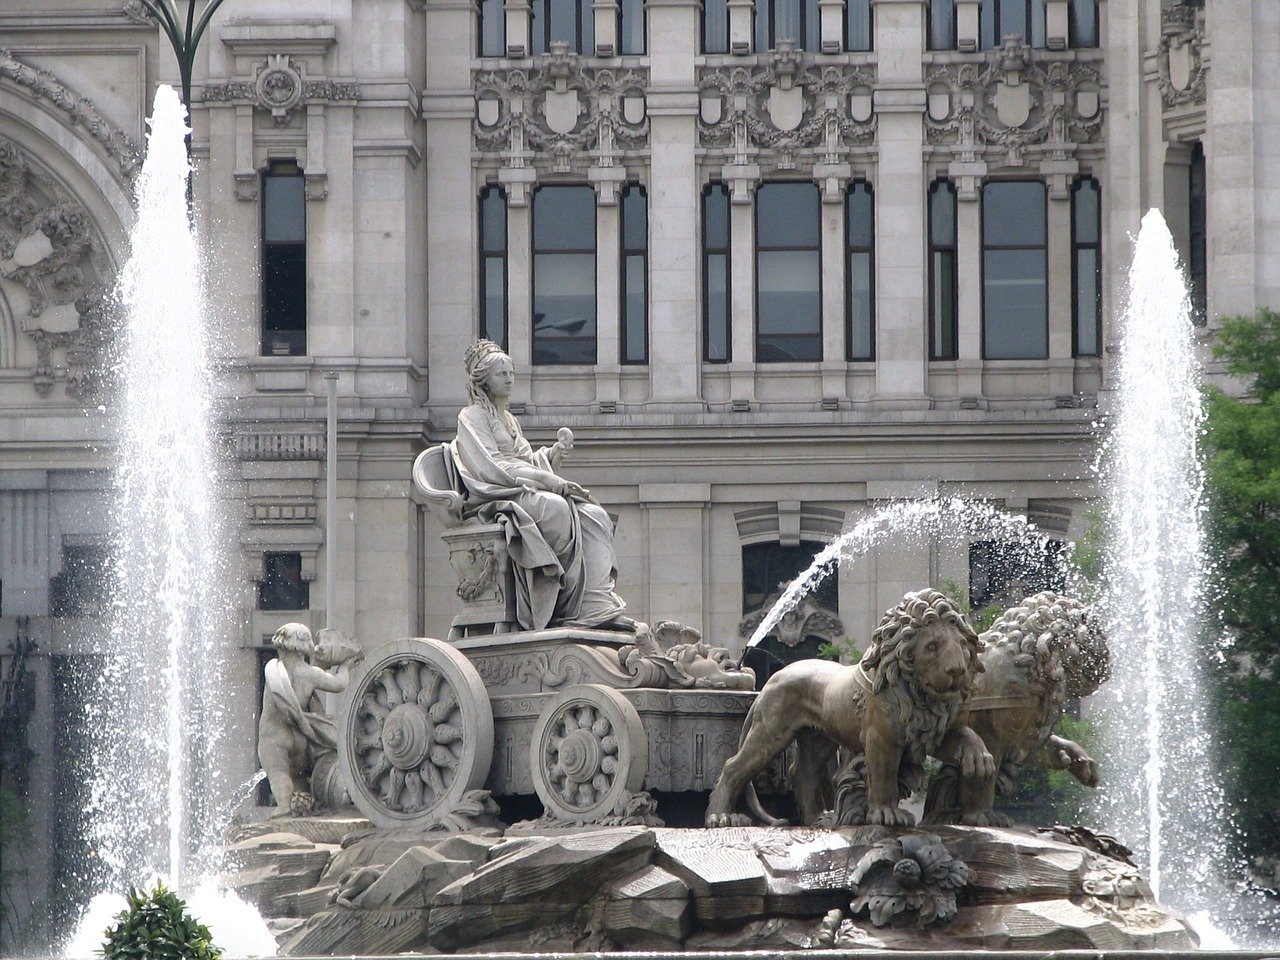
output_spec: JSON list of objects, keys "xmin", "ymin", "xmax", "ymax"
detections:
[{"xmin": 133, "ymin": 0, "xmax": 231, "ymax": 213}]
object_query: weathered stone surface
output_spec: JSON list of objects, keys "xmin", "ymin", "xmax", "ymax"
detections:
[
  {"xmin": 654, "ymin": 827, "xmax": 769, "ymax": 924},
  {"xmin": 223, "ymin": 835, "xmax": 335, "ymax": 918},
  {"xmin": 428, "ymin": 828, "xmax": 657, "ymax": 950},
  {"xmin": 322, "ymin": 826, "xmax": 499, "ymax": 887},
  {"xmin": 603, "ymin": 865, "xmax": 692, "ymax": 947},
  {"xmin": 685, "ymin": 916, "xmax": 818, "ymax": 949},
  {"xmin": 353, "ymin": 845, "xmax": 483, "ymax": 909},
  {"xmin": 273, "ymin": 881, "xmax": 338, "ymax": 918},
  {"xmin": 230, "ymin": 814, "xmax": 369, "ymax": 847}
]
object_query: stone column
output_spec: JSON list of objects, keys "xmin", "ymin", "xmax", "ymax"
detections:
[
  {"xmin": 728, "ymin": 0, "xmax": 754, "ymax": 52},
  {"xmin": 647, "ymin": 0, "xmax": 704, "ymax": 409},
  {"xmin": 640, "ymin": 483, "xmax": 711, "ymax": 634},
  {"xmin": 871, "ymin": 0, "xmax": 928, "ymax": 405},
  {"xmin": 425, "ymin": 0, "xmax": 483, "ymax": 407},
  {"xmin": 817, "ymin": 168, "xmax": 850, "ymax": 399},
  {"xmin": 955, "ymin": 190, "xmax": 983, "ymax": 397},
  {"xmin": 727, "ymin": 172, "xmax": 758, "ymax": 400},
  {"xmin": 1045, "ymin": 188, "xmax": 1074, "ymax": 394},
  {"xmin": 594, "ymin": 0, "xmax": 620, "ymax": 54},
  {"xmin": 506, "ymin": 0, "xmax": 532, "ymax": 56},
  {"xmin": 505, "ymin": 197, "xmax": 534, "ymax": 372},
  {"xmin": 955, "ymin": 0, "xmax": 980, "ymax": 50},
  {"xmin": 819, "ymin": 0, "xmax": 845, "ymax": 52},
  {"xmin": 593, "ymin": 173, "xmax": 625, "ymax": 400}
]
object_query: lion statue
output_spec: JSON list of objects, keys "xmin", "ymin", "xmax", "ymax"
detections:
[
  {"xmin": 922, "ymin": 591, "xmax": 1110, "ymax": 826},
  {"xmin": 705, "ymin": 588, "xmax": 993, "ymax": 828}
]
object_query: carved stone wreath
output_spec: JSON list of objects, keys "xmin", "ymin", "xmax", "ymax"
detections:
[
  {"xmin": 473, "ymin": 49, "xmax": 649, "ymax": 172},
  {"xmin": 924, "ymin": 43, "xmax": 1104, "ymax": 165},
  {"xmin": 203, "ymin": 54, "xmax": 359, "ymax": 125},
  {"xmin": 697, "ymin": 53, "xmax": 877, "ymax": 166},
  {"xmin": 339, "ymin": 639, "xmax": 493, "ymax": 828},
  {"xmin": 0, "ymin": 134, "xmax": 115, "ymax": 399}
]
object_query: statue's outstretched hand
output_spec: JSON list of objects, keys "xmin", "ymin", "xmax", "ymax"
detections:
[{"xmin": 550, "ymin": 427, "xmax": 574, "ymax": 468}]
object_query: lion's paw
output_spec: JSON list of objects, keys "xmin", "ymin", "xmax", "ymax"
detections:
[
  {"xmin": 864, "ymin": 804, "xmax": 916, "ymax": 827},
  {"xmin": 705, "ymin": 812, "xmax": 753, "ymax": 828},
  {"xmin": 960, "ymin": 746, "xmax": 996, "ymax": 780},
  {"xmin": 958, "ymin": 809, "xmax": 1010, "ymax": 828}
]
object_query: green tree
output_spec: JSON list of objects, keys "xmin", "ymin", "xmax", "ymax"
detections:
[
  {"xmin": 102, "ymin": 885, "xmax": 221, "ymax": 960},
  {"xmin": 1203, "ymin": 307, "xmax": 1280, "ymax": 857}
]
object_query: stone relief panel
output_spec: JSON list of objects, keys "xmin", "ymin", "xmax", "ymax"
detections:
[
  {"xmin": 0, "ymin": 135, "xmax": 115, "ymax": 399},
  {"xmin": 697, "ymin": 47, "xmax": 877, "ymax": 170},
  {"xmin": 924, "ymin": 40, "xmax": 1104, "ymax": 168},
  {"xmin": 203, "ymin": 54, "xmax": 359, "ymax": 126},
  {"xmin": 0, "ymin": 50, "xmax": 142, "ymax": 181},
  {"xmin": 473, "ymin": 45, "xmax": 649, "ymax": 178},
  {"xmin": 1155, "ymin": 4, "xmax": 1206, "ymax": 109}
]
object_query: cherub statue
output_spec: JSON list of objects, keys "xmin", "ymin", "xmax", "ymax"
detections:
[
  {"xmin": 258, "ymin": 622, "xmax": 364, "ymax": 816},
  {"xmin": 619, "ymin": 620, "xmax": 756, "ymax": 690}
]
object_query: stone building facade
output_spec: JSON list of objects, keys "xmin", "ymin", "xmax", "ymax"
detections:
[{"xmin": 0, "ymin": 0, "xmax": 1277, "ymax": 942}]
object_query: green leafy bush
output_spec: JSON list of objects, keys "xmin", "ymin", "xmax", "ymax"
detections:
[{"xmin": 101, "ymin": 885, "xmax": 221, "ymax": 960}]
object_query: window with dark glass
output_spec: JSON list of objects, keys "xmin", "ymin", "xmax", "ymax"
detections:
[
  {"xmin": 479, "ymin": 0, "xmax": 506, "ymax": 55},
  {"xmin": 969, "ymin": 538, "xmax": 1066, "ymax": 610},
  {"xmin": 703, "ymin": 0, "xmax": 729, "ymax": 52},
  {"xmin": 261, "ymin": 160, "xmax": 306, "ymax": 357},
  {"xmin": 928, "ymin": 0, "xmax": 956, "ymax": 49},
  {"xmin": 258, "ymin": 552, "xmax": 309, "ymax": 611},
  {"xmin": 742, "ymin": 541, "xmax": 839, "ymax": 615},
  {"xmin": 1072, "ymin": 177, "xmax": 1101, "ymax": 357},
  {"xmin": 846, "ymin": 181, "xmax": 874, "ymax": 361},
  {"xmin": 929, "ymin": 180, "xmax": 958, "ymax": 360},
  {"xmin": 50, "ymin": 544, "xmax": 111, "ymax": 618},
  {"xmin": 982, "ymin": 180, "xmax": 1047, "ymax": 359},
  {"xmin": 1189, "ymin": 142, "xmax": 1207, "ymax": 324},
  {"xmin": 755, "ymin": 0, "xmax": 821, "ymax": 51},
  {"xmin": 1068, "ymin": 0, "xmax": 1098, "ymax": 47},
  {"xmin": 530, "ymin": 0, "xmax": 593, "ymax": 54},
  {"xmin": 620, "ymin": 184, "xmax": 648, "ymax": 364},
  {"xmin": 845, "ymin": 0, "xmax": 872, "ymax": 51},
  {"xmin": 703, "ymin": 183, "xmax": 731, "ymax": 362},
  {"xmin": 756, "ymin": 182, "xmax": 822, "ymax": 362},
  {"xmin": 979, "ymin": 0, "xmax": 1044, "ymax": 49},
  {"xmin": 533, "ymin": 185, "xmax": 596, "ymax": 364},
  {"xmin": 479, "ymin": 186, "xmax": 508, "ymax": 350},
  {"xmin": 619, "ymin": 0, "xmax": 645, "ymax": 53}
]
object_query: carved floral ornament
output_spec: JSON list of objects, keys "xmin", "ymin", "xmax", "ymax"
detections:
[
  {"xmin": 0, "ymin": 135, "xmax": 114, "ymax": 399},
  {"xmin": 203, "ymin": 54, "xmax": 358, "ymax": 125},
  {"xmin": 1155, "ymin": 3, "xmax": 1207, "ymax": 108},
  {"xmin": 698, "ymin": 46, "xmax": 876, "ymax": 169},
  {"xmin": 924, "ymin": 40, "xmax": 1103, "ymax": 167},
  {"xmin": 473, "ymin": 44, "xmax": 649, "ymax": 175}
]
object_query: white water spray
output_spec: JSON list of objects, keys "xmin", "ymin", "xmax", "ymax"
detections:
[
  {"xmin": 79, "ymin": 83, "xmax": 232, "ymax": 900},
  {"xmin": 1095, "ymin": 210, "xmax": 1230, "ymax": 914}
]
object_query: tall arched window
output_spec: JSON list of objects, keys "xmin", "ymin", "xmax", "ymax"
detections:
[
  {"xmin": 928, "ymin": 180, "xmax": 958, "ymax": 360},
  {"xmin": 620, "ymin": 184, "xmax": 648, "ymax": 364},
  {"xmin": 979, "ymin": 0, "xmax": 1044, "ymax": 49},
  {"xmin": 982, "ymin": 180, "xmax": 1047, "ymax": 359},
  {"xmin": 756, "ymin": 182, "xmax": 822, "ymax": 362},
  {"xmin": 703, "ymin": 183, "xmax": 731, "ymax": 362},
  {"xmin": 845, "ymin": 0, "xmax": 872, "ymax": 51},
  {"xmin": 1189, "ymin": 142, "xmax": 1207, "ymax": 324},
  {"xmin": 533, "ymin": 185, "xmax": 597, "ymax": 364},
  {"xmin": 846, "ymin": 181, "xmax": 875, "ymax": 361},
  {"xmin": 478, "ymin": 0, "xmax": 506, "ymax": 55},
  {"xmin": 479, "ymin": 186, "xmax": 508, "ymax": 349},
  {"xmin": 1071, "ymin": 177, "xmax": 1101, "ymax": 357},
  {"xmin": 261, "ymin": 159, "xmax": 307, "ymax": 357},
  {"xmin": 530, "ymin": 0, "xmax": 594, "ymax": 54},
  {"xmin": 755, "ymin": 0, "xmax": 821, "ymax": 51},
  {"xmin": 619, "ymin": 0, "xmax": 645, "ymax": 53}
]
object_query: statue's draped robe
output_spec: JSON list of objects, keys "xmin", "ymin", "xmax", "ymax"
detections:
[{"xmin": 451, "ymin": 404, "xmax": 626, "ymax": 629}]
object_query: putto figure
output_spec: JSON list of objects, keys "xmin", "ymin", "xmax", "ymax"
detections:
[{"xmin": 451, "ymin": 339, "xmax": 629, "ymax": 631}]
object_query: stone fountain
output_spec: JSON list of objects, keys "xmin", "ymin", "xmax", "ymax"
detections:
[{"xmin": 224, "ymin": 340, "xmax": 1200, "ymax": 955}]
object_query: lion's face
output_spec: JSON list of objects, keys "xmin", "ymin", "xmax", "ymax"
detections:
[{"xmin": 909, "ymin": 620, "xmax": 974, "ymax": 698}]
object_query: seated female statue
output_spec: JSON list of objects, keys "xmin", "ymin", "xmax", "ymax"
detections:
[{"xmin": 451, "ymin": 339, "xmax": 630, "ymax": 632}]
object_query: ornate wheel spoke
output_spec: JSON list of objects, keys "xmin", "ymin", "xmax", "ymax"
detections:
[{"xmin": 340, "ymin": 639, "xmax": 493, "ymax": 828}]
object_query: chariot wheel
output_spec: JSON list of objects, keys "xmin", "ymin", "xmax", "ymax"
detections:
[
  {"xmin": 530, "ymin": 684, "xmax": 647, "ymax": 822},
  {"xmin": 338, "ymin": 638, "xmax": 493, "ymax": 828}
]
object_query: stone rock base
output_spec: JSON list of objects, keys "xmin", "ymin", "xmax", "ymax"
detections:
[{"xmin": 223, "ymin": 815, "xmax": 1198, "ymax": 954}]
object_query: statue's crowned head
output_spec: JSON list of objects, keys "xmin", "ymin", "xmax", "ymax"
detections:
[{"xmin": 464, "ymin": 339, "xmax": 513, "ymax": 405}]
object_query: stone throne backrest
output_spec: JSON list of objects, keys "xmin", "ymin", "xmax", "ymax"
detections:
[{"xmin": 412, "ymin": 444, "xmax": 518, "ymax": 638}]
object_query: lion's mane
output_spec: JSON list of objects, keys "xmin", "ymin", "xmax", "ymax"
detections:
[{"xmin": 862, "ymin": 588, "xmax": 984, "ymax": 757}]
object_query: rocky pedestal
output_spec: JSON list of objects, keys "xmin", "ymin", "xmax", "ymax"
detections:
[{"xmin": 225, "ymin": 815, "xmax": 1196, "ymax": 954}]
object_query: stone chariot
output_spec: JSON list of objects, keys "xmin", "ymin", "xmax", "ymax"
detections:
[{"xmin": 335, "ymin": 442, "xmax": 757, "ymax": 829}]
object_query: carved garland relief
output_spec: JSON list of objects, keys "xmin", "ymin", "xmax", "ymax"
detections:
[
  {"xmin": 202, "ymin": 54, "xmax": 359, "ymax": 126},
  {"xmin": 924, "ymin": 41, "xmax": 1104, "ymax": 167},
  {"xmin": 697, "ymin": 49, "xmax": 877, "ymax": 169}
]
